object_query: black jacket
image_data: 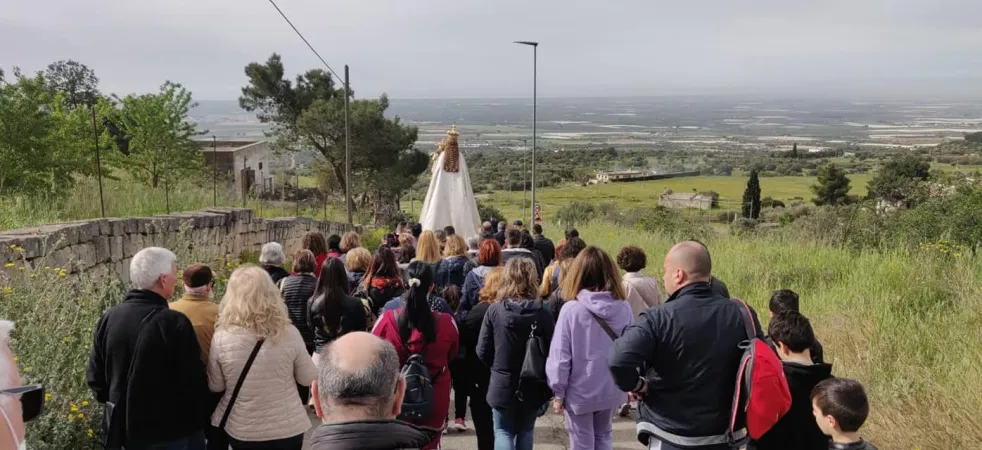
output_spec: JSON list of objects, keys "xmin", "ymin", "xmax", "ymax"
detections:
[
  {"xmin": 264, "ymin": 265, "xmax": 290, "ymax": 286},
  {"xmin": 460, "ymin": 302, "xmax": 493, "ymax": 385},
  {"xmin": 765, "ymin": 336, "xmax": 826, "ymax": 364},
  {"xmin": 750, "ymin": 361, "xmax": 833, "ymax": 450},
  {"xmin": 533, "ymin": 234, "xmax": 555, "ymax": 266},
  {"xmin": 435, "ymin": 255, "xmax": 474, "ymax": 291},
  {"xmin": 501, "ymin": 248, "xmax": 544, "ymax": 278},
  {"xmin": 832, "ymin": 440, "xmax": 879, "ymax": 450},
  {"xmin": 86, "ymin": 290, "xmax": 209, "ymax": 446},
  {"xmin": 476, "ymin": 299, "xmax": 555, "ymax": 410},
  {"xmin": 308, "ymin": 419, "xmax": 440, "ymax": 450},
  {"xmin": 494, "ymin": 230, "xmax": 506, "ymax": 246},
  {"xmin": 280, "ymin": 274, "xmax": 318, "ymax": 351},
  {"xmin": 608, "ymin": 282, "xmax": 764, "ymax": 447},
  {"xmin": 309, "ymin": 293, "xmax": 370, "ymax": 348},
  {"xmin": 347, "ymin": 270, "xmax": 366, "ymax": 293}
]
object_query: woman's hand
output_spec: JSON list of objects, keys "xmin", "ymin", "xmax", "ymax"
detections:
[{"xmin": 552, "ymin": 397, "xmax": 564, "ymax": 414}]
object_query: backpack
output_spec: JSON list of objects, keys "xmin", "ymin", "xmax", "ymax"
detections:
[
  {"xmin": 516, "ymin": 321, "xmax": 549, "ymax": 403},
  {"xmin": 351, "ymin": 288, "xmax": 380, "ymax": 330},
  {"xmin": 726, "ymin": 298, "xmax": 792, "ymax": 445},
  {"xmin": 396, "ymin": 315, "xmax": 442, "ymax": 421}
]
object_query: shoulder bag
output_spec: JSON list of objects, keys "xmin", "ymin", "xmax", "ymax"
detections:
[{"xmin": 206, "ymin": 339, "xmax": 265, "ymax": 450}]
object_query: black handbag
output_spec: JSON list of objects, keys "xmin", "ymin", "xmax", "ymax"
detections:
[
  {"xmin": 100, "ymin": 309, "xmax": 160, "ymax": 449},
  {"xmin": 516, "ymin": 321, "xmax": 549, "ymax": 403},
  {"xmin": 206, "ymin": 339, "xmax": 265, "ymax": 450}
]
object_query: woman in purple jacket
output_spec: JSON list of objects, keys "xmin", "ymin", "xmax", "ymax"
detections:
[{"xmin": 546, "ymin": 247, "xmax": 634, "ymax": 450}]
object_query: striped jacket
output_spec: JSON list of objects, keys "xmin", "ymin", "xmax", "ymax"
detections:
[{"xmin": 279, "ymin": 274, "xmax": 318, "ymax": 351}]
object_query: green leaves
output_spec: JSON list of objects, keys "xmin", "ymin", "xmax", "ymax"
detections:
[{"xmin": 811, "ymin": 163, "xmax": 852, "ymax": 206}]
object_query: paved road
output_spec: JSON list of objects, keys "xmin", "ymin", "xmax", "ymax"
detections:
[{"xmin": 301, "ymin": 400, "xmax": 644, "ymax": 450}]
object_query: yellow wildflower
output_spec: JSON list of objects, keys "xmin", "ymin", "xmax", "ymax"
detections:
[
  {"xmin": 70, "ymin": 403, "xmax": 78, "ymax": 412},
  {"xmin": 7, "ymin": 245, "xmax": 14, "ymax": 249},
  {"xmin": 29, "ymin": 274, "xmax": 36, "ymax": 279},
  {"xmin": 81, "ymin": 400, "xmax": 88, "ymax": 407},
  {"xmin": 3, "ymin": 263, "xmax": 14, "ymax": 268},
  {"xmin": 44, "ymin": 266, "xmax": 50, "ymax": 270},
  {"xmin": 77, "ymin": 412, "xmax": 85, "ymax": 419},
  {"xmin": 88, "ymin": 429, "xmax": 94, "ymax": 438},
  {"xmin": 17, "ymin": 267, "xmax": 24, "ymax": 271},
  {"xmin": 12, "ymin": 356, "xmax": 18, "ymax": 363},
  {"xmin": 44, "ymin": 393, "xmax": 52, "ymax": 402},
  {"xmin": 68, "ymin": 413, "xmax": 75, "ymax": 422},
  {"xmin": 22, "ymin": 366, "xmax": 30, "ymax": 373}
]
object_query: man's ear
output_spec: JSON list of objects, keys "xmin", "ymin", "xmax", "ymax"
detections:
[
  {"xmin": 311, "ymin": 380, "xmax": 325, "ymax": 420},
  {"xmin": 391, "ymin": 377, "xmax": 407, "ymax": 418}
]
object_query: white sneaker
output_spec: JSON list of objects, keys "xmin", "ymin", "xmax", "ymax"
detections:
[{"xmin": 453, "ymin": 418, "xmax": 468, "ymax": 431}]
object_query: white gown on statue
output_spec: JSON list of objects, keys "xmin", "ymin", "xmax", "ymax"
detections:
[{"xmin": 419, "ymin": 150, "xmax": 481, "ymax": 239}]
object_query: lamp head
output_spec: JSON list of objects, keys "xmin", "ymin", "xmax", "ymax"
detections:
[{"xmin": 514, "ymin": 41, "xmax": 539, "ymax": 47}]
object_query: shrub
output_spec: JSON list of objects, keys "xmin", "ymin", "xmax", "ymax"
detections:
[
  {"xmin": 476, "ymin": 200, "xmax": 506, "ymax": 224},
  {"xmin": 555, "ymin": 201, "xmax": 597, "ymax": 228}
]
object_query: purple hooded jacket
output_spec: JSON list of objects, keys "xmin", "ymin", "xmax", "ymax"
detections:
[{"xmin": 546, "ymin": 289, "xmax": 633, "ymax": 415}]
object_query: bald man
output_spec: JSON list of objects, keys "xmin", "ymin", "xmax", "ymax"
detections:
[
  {"xmin": 308, "ymin": 332, "xmax": 438, "ymax": 450},
  {"xmin": 608, "ymin": 242, "xmax": 764, "ymax": 450}
]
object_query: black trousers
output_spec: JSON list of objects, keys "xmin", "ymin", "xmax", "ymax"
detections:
[
  {"xmin": 450, "ymin": 358, "xmax": 469, "ymax": 420},
  {"xmin": 229, "ymin": 433, "xmax": 304, "ymax": 450},
  {"xmin": 470, "ymin": 382, "xmax": 493, "ymax": 450}
]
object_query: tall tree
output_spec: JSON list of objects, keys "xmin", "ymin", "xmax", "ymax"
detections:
[
  {"xmin": 44, "ymin": 60, "xmax": 99, "ymax": 109},
  {"xmin": 239, "ymin": 54, "xmax": 426, "ymax": 222},
  {"xmin": 110, "ymin": 82, "xmax": 203, "ymax": 208},
  {"xmin": 0, "ymin": 69, "xmax": 58, "ymax": 194},
  {"xmin": 811, "ymin": 163, "xmax": 852, "ymax": 206},
  {"xmin": 867, "ymin": 154, "xmax": 930, "ymax": 206},
  {"xmin": 741, "ymin": 169, "xmax": 761, "ymax": 219}
]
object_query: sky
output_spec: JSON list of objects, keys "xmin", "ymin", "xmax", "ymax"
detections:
[{"xmin": 3, "ymin": 0, "xmax": 982, "ymax": 100}]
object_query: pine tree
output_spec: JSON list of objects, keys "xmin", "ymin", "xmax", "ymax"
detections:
[
  {"xmin": 790, "ymin": 142, "xmax": 799, "ymax": 158},
  {"xmin": 742, "ymin": 169, "xmax": 762, "ymax": 219},
  {"xmin": 811, "ymin": 163, "xmax": 852, "ymax": 206}
]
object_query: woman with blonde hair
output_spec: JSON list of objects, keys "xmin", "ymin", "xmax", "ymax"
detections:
[
  {"xmin": 338, "ymin": 231, "xmax": 361, "ymax": 264},
  {"xmin": 208, "ymin": 266, "xmax": 316, "ymax": 450},
  {"xmin": 456, "ymin": 266, "xmax": 503, "ymax": 449},
  {"xmin": 436, "ymin": 234, "xmax": 475, "ymax": 291},
  {"xmin": 476, "ymin": 258, "xmax": 554, "ymax": 450},
  {"xmin": 416, "ymin": 231, "xmax": 443, "ymax": 265},
  {"xmin": 546, "ymin": 247, "xmax": 632, "ymax": 450},
  {"xmin": 344, "ymin": 247, "xmax": 372, "ymax": 292}
]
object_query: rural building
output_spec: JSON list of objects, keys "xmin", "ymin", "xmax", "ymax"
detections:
[
  {"xmin": 659, "ymin": 191, "xmax": 714, "ymax": 210},
  {"xmin": 201, "ymin": 140, "xmax": 296, "ymax": 195},
  {"xmin": 590, "ymin": 170, "xmax": 702, "ymax": 185}
]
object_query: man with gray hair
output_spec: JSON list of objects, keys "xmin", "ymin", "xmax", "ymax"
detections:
[
  {"xmin": 86, "ymin": 247, "xmax": 209, "ymax": 450},
  {"xmin": 260, "ymin": 242, "xmax": 289, "ymax": 285},
  {"xmin": 309, "ymin": 332, "xmax": 438, "ymax": 450}
]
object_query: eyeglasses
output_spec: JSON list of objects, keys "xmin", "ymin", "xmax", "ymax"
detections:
[{"xmin": 0, "ymin": 384, "xmax": 45, "ymax": 422}]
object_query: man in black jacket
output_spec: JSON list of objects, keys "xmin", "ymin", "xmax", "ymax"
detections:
[
  {"xmin": 609, "ymin": 241, "xmax": 764, "ymax": 450},
  {"xmin": 86, "ymin": 247, "xmax": 209, "ymax": 450},
  {"xmin": 309, "ymin": 332, "xmax": 438, "ymax": 450},
  {"xmin": 531, "ymin": 224, "xmax": 555, "ymax": 267},
  {"xmin": 501, "ymin": 229, "xmax": 544, "ymax": 277}
]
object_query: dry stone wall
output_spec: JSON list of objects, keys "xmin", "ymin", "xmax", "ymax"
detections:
[{"xmin": 0, "ymin": 208, "xmax": 359, "ymax": 284}]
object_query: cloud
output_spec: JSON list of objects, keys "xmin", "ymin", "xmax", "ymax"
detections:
[{"xmin": 3, "ymin": 0, "xmax": 981, "ymax": 99}]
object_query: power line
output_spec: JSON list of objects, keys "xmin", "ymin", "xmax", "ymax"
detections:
[{"xmin": 266, "ymin": 0, "xmax": 342, "ymax": 82}]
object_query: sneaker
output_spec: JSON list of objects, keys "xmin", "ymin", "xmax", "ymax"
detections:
[
  {"xmin": 617, "ymin": 403, "xmax": 632, "ymax": 418},
  {"xmin": 453, "ymin": 418, "xmax": 468, "ymax": 432}
]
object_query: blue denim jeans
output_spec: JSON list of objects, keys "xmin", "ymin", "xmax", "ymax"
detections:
[
  {"xmin": 125, "ymin": 431, "xmax": 206, "ymax": 450},
  {"xmin": 492, "ymin": 407, "xmax": 538, "ymax": 450}
]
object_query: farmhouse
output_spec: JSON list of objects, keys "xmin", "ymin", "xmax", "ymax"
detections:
[
  {"xmin": 201, "ymin": 140, "xmax": 296, "ymax": 195},
  {"xmin": 659, "ymin": 190, "xmax": 714, "ymax": 210}
]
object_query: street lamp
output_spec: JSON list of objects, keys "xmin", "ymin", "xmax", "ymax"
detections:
[
  {"xmin": 521, "ymin": 139, "xmax": 528, "ymax": 221},
  {"xmin": 514, "ymin": 40, "xmax": 538, "ymax": 226}
]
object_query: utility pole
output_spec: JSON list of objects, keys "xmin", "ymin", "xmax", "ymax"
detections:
[
  {"xmin": 345, "ymin": 65, "xmax": 353, "ymax": 226},
  {"xmin": 90, "ymin": 106, "xmax": 106, "ymax": 218},
  {"xmin": 522, "ymin": 139, "xmax": 528, "ymax": 220},
  {"xmin": 514, "ymin": 40, "xmax": 539, "ymax": 226},
  {"xmin": 296, "ymin": 170, "xmax": 301, "ymax": 217},
  {"xmin": 212, "ymin": 136, "xmax": 217, "ymax": 206},
  {"xmin": 242, "ymin": 156, "xmax": 247, "ymax": 208}
]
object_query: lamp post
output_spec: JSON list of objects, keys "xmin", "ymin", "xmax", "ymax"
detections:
[
  {"xmin": 212, "ymin": 136, "xmax": 217, "ymax": 206},
  {"xmin": 521, "ymin": 139, "xmax": 528, "ymax": 220},
  {"xmin": 514, "ymin": 40, "xmax": 538, "ymax": 226}
]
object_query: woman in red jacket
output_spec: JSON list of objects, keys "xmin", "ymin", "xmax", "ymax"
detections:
[{"xmin": 372, "ymin": 260, "xmax": 459, "ymax": 450}]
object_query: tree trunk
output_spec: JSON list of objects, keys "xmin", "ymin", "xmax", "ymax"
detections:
[{"xmin": 329, "ymin": 161, "xmax": 357, "ymax": 214}]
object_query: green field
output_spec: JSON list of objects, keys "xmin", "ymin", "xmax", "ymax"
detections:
[{"xmin": 457, "ymin": 174, "xmax": 874, "ymax": 223}]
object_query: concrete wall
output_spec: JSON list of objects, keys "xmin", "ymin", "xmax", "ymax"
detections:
[{"xmin": 0, "ymin": 208, "xmax": 358, "ymax": 284}]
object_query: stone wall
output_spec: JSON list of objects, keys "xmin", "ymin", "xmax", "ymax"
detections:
[{"xmin": 0, "ymin": 208, "xmax": 359, "ymax": 284}]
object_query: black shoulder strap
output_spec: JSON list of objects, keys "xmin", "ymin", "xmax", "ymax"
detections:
[
  {"xmin": 588, "ymin": 311, "xmax": 618, "ymax": 340},
  {"xmin": 730, "ymin": 298, "xmax": 756, "ymax": 340},
  {"xmin": 219, "ymin": 339, "xmax": 265, "ymax": 429}
]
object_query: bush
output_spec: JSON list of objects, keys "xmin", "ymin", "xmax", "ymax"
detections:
[
  {"xmin": 716, "ymin": 210, "xmax": 739, "ymax": 223},
  {"xmin": 476, "ymin": 200, "xmax": 506, "ymax": 224},
  {"xmin": 555, "ymin": 202, "xmax": 597, "ymax": 228},
  {"xmin": 729, "ymin": 217, "xmax": 758, "ymax": 235}
]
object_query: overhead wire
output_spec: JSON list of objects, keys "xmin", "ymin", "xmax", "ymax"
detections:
[{"xmin": 266, "ymin": 0, "xmax": 343, "ymax": 82}]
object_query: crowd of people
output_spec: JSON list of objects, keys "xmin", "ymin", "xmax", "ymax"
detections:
[{"xmin": 0, "ymin": 223, "xmax": 878, "ymax": 450}]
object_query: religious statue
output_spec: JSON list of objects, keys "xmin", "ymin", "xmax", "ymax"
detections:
[{"xmin": 419, "ymin": 125, "xmax": 481, "ymax": 239}]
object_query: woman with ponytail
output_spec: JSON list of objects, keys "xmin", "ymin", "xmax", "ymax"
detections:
[
  {"xmin": 309, "ymin": 258, "xmax": 370, "ymax": 350},
  {"xmin": 372, "ymin": 261, "xmax": 459, "ymax": 450}
]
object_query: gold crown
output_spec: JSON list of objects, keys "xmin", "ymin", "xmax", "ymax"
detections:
[{"xmin": 447, "ymin": 125, "xmax": 459, "ymax": 137}]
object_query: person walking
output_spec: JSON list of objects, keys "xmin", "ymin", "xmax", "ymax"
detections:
[
  {"xmin": 355, "ymin": 246, "xmax": 406, "ymax": 315},
  {"xmin": 278, "ymin": 250, "xmax": 318, "ymax": 355},
  {"xmin": 547, "ymin": 247, "xmax": 633, "ymax": 450},
  {"xmin": 460, "ymin": 239, "xmax": 502, "ymax": 315},
  {"xmin": 437, "ymin": 234, "xmax": 475, "ymax": 291},
  {"xmin": 616, "ymin": 246, "xmax": 663, "ymax": 316},
  {"xmin": 338, "ymin": 231, "xmax": 361, "ymax": 265},
  {"xmin": 259, "ymin": 243, "xmax": 290, "ymax": 286},
  {"xmin": 343, "ymin": 247, "xmax": 372, "ymax": 293},
  {"xmin": 309, "ymin": 258, "xmax": 371, "ymax": 350},
  {"xmin": 608, "ymin": 242, "xmax": 764, "ymax": 450},
  {"xmin": 327, "ymin": 234, "xmax": 343, "ymax": 259},
  {"xmin": 372, "ymin": 262, "xmax": 459, "ymax": 450},
  {"xmin": 416, "ymin": 231, "xmax": 444, "ymax": 275},
  {"xmin": 531, "ymin": 224, "xmax": 556, "ymax": 267},
  {"xmin": 169, "ymin": 264, "xmax": 219, "ymax": 365},
  {"xmin": 207, "ymin": 266, "xmax": 317, "ymax": 450},
  {"xmin": 87, "ymin": 247, "xmax": 209, "ymax": 450},
  {"xmin": 458, "ymin": 267, "xmax": 505, "ymax": 450},
  {"xmin": 476, "ymin": 258, "xmax": 554, "ymax": 450},
  {"xmin": 307, "ymin": 332, "xmax": 440, "ymax": 450},
  {"xmin": 300, "ymin": 231, "xmax": 329, "ymax": 277}
]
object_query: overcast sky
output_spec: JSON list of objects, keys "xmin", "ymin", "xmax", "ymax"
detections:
[{"xmin": 4, "ymin": 0, "xmax": 982, "ymax": 100}]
